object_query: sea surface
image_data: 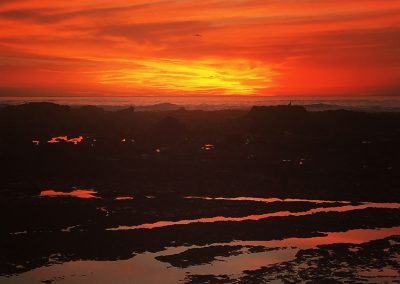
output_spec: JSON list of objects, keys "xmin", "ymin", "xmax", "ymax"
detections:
[{"xmin": 1, "ymin": 96, "xmax": 400, "ymax": 111}]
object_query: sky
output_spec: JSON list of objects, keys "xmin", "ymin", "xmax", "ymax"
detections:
[{"xmin": 0, "ymin": 0, "xmax": 399, "ymax": 96}]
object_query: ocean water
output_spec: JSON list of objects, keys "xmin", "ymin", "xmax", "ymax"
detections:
[{"xmin": 0, "ymin": 96, "xmax": 400, "ymax": 112}]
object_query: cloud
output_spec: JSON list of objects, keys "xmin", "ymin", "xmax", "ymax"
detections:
[
  {"xmin": 0, "ymin": 1, "xmax": 169, "ymax": 23},
  {"xmin": 96, "ymin": 21, "xmax": 212, "ymax": 43},
  {"xmin": 0, "ymin": 0, "xmax": 399, "ymax": 96}
]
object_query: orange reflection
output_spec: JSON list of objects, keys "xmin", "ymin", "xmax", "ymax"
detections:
[
  {"xmin": 185, "ymin": 196, "xmax": 350, "ymax": 204},
  {"xmin": 107, "ymin": 202, "xmax": 400, "ymax": 230},
  {"xmin": 115, "ymin": 196, "xmax": 134, "ymax": 200},
  {"xmin": 39, "ymin": 189, "xmax": 98, "ymax": 199},
  {"xmin": 47, "ymin": 136, "xmax": 83, "ymax": 144},
  {"xmin": 236, "ymin": 226, "xmax": 400, "ymax": 248}
]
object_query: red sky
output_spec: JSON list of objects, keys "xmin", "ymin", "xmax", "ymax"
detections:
[{"xmin": 0, "ymin": 0, "xmax": 399, "ymax": 96}]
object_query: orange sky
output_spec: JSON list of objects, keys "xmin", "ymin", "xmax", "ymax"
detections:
[{"xmin": 0, "ymin": 0, "xmax": 399, "ymax": 96}]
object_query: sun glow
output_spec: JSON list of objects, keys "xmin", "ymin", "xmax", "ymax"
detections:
[
  {"xmin": 1, "ymin": 0, "xmax": 399, "ymax": 96},
  {"xmin": 98, "ymin": 59, "xmax": 276, "ymax": 95}
]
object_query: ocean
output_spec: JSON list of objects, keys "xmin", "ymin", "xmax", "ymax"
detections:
[{"xmin": 1, "ymin": 96, "xmax": 400, "ymax": 112}]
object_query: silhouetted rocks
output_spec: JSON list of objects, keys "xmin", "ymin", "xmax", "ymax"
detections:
[
  {"xmin": 1, "ymin": 103, "xmax": 399, "ymax": 282},
  {"xmin": 156, "ymin": 245, "xmax": 283, "ymax": 268},
  {"xmin": 0, "ymin": 103, "xmax": 399, "ymax": 201},
  {"xmin": 238, "ymin": 236, "xmax": 400, "ymax": 283},
  {"xmin": 248, "ymin": 105, "xmax": 307, "ymax": 118}
]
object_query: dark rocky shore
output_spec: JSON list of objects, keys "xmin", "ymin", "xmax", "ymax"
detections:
[
  {"xmin": 1, "ymin": 102, "xmax": 400, "ymax": 201},
  {"xmin": 0, "ymin": 103, "xmax": 399, "ymax": 282}
]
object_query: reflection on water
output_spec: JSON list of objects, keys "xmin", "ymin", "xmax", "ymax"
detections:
[
  {"xmin": 61, "ymin": 225, "xmax": 79, "ymax": 232},
  {"xmin": 358, "ymin": 268, "xmax": 400, "ymax": 277},
  {"xmin": 47, "ymin": 136, "xmax": 83, "ymax": 144},
  {"xmin": 9, "ymin": 231, "xmax": 28, "ymax": 235},
  {"xmin": 115, "ymin": 196, "xmax": 134, "ymax": 200},
  {"xmin": 201, "ymin": 144, "xmax": 214, "ymax": 151},
  {"xmin": 39, "ymin": 189, "xmax": 98, "ymax": 199},
  {"xmin": 0, "ymin": 247, "xmax": 297, "ymax": 284},
  {"xmin": 231, "ymin": 226, "xmax": 400, "ymax": 249},
  {"xmin": 2, "ymin": 194, "xmax": 400, "ymax": 284},
  {"xmin": 107, "ymin": 202, "xmax": 400, "ymax": 231},
  {"xmin": 185, "ymin": 196, "xmax": 351, "ymax": 204},
  {"xmin": 4, "ymin": 226, "xmax": 399, "ymax": 284}
]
